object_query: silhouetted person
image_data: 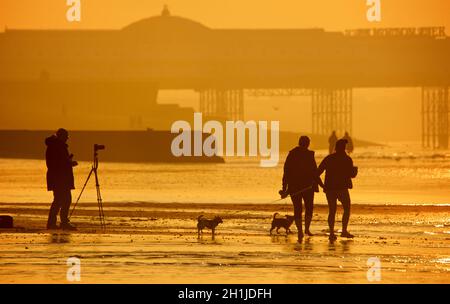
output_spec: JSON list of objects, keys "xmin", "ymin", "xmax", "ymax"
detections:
[
  {"xmin": 342, "ymin": 131, "xmax": 354, "ymax": 153},
  {"xmin": 328, "ymin": 131, "xmax": 337, "ymax": 154},
  {"xmin": 46, "ymin": 128, "xmax": 78, "ymax": 230},
  {"xmin": 281, "ymin": 136, "xmax": 323, "ymax": 242},
  {"xmin": 318, "ymin": 139, "xmax": 357, "ymax": 241}
]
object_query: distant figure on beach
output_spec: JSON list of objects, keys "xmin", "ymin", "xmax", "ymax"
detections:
[
  {"xmin": 281, "ymin": 136, "xmax": 323, "ymax": 242},
  {"xmin": 318, "ymin": 139, "xmax": 357, "ymax": 241},
  {"xmin": 45, "ymin": 128, "xmax": 78, "ymax": 230},
  {"xmin": 328, "ymin": 131, "xmax": 337, "ymax": 154},
  {"xmin": 342, "ymin": 131, "xmax": 354, "ymax": 153}
]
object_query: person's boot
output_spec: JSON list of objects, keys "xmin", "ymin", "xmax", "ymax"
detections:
[
  {"xmin": 47, "ymin": 217, "xmax": 59, "ymax": 230},
  {"xmin": 297, "ymin": 231, "xmax": 304, "ymax": 243},
  {"xmin": 47, "ymin": 208, "xmax": 59, "ymax": 229},
  {"xmin": 47, "ymin": 223, "xmax": 59, "ymax": 230},
  {"xmin": 341, "ymin": 231, "xmax": 354, "ymax": 238},
  {"xmin": 61, "ymin": 222, "xmax": 77, "ymax": 231}
]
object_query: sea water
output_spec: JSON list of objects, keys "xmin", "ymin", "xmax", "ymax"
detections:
[{"xmin": 0, "ymin": 141, "xmax": 449, "ymax": 205}]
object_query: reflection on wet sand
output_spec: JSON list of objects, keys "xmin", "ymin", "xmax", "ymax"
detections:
[
  {"xmin": 49, "ymin": 233, "xmax": 72, "ymax": 244},
  {"xmin": 197, "ymin": 236, "xmax": 222, "ymax": 245},
  {"xmin": 340, "ymin": 240, "xmax": 353, "ymax": 253},
  {"xmin": 270, "ymin": 234, "xmax": 289, "ymax": 244},
  {"xmin": 0, "ymin": 203, "xmax": 448, "ymax": 283},
  {"xmin": 303, "ymin": 238, "xmax": 314, "ymax": 251}
]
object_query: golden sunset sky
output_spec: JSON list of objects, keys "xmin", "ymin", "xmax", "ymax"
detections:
[
  {"xmin": 0, "ymin": 0, "xmax": 449, "ymax": 31},
  {"xmin": 1, "ymin": 0, "xmax": 448, "ymax": 142}
]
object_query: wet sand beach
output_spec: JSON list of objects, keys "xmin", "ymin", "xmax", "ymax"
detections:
[{"xmin": 0, "ymin": 202, "xmax": 449, "ymax": 283}]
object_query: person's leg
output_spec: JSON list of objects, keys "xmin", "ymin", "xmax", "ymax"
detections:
[
  {"xmin": 47, "ymin": 190, "xmax": 62, "ymax": 229},
  {"xmin": 326, "ymin": 191, "xmax": 338, "ymax": 240},
  {"xmin": 304, "ymin": 189, "xmax": 314, "ymax": 236},
  {"xmin": 291, "ymin": 194, "xmax": 303, "ymax": 240},
  {"xmin": 339, "ymin": 190, "xmax": 353, "ymax": 237},
  {"xmin": 60, "ymin": 189, "xmax": 72, "ymax": 225}
]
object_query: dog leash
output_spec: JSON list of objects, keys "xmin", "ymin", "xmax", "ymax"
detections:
[
  {"xmin": 269, "ymin": 186, "xmax": 313, "ymax": 203},
  {"xmin": 273, "ymin": 186, "xmax": 313, "ymax": 215},
  {"xmin": 224, "ymin": 185, "xmax": 314, "ymax": 217}
]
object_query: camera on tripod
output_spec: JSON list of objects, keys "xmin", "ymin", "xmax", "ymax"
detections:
[
  {"xmin": 70, "ymin": 143, "xmax": 107, "ymax": 230},
  {"xmin": 94, "ymin": 144, "xmax": 105, "ymax": 152}
]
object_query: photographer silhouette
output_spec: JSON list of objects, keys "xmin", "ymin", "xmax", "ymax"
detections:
[{"xmin": 45, "ymin": 128, "xmax": 78, "ymax": 230}]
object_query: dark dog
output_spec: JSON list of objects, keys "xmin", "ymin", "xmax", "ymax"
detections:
[
  {"xmin": 270, "ymin": 213, "xmax": 295, "ymax": 235},
  {"xmin": 197, "ymin": 215, "xmax": 223, "ymax": 238}
]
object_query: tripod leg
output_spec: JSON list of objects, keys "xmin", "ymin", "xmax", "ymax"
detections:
[
  {"xmin": 97, "ymin": 186, "xmax": 105, "ymax": 229},
  {"xmin": 94, "ymin": 168, "xmax": 106, "ymax": 229},
  {"xmin": 69, "ymin": 167, "xmax": 94, "ymax": 219}
]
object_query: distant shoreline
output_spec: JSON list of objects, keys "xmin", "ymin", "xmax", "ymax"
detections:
[
  {"xmin": 1, "ymin": 201, "xmax": 449, "ymax": 208},
  {"xmin": 0, "ymin": 129, "xmax": 224, "ymax": 163},
  {"xmin": 1, "ymin": 201, "xmax": 448, "ymax": 226}
]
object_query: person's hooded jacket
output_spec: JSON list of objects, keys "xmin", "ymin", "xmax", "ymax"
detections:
[{"xmin": 45, "ymin": 135, "xmax": 74, "ymax": 191}]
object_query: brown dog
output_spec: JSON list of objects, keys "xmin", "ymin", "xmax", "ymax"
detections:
[
  {"xmin": 197, "ymin": 215, "xmax": 223, "ymax": 238},
  {"xmin": 270, "ymin": 213, "xmax": 295, "ymax": 235}
]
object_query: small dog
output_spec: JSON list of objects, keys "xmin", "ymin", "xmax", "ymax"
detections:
[
  {"xmin": 197, "ymin": 215, "xmax": 223, "ymax": 238},
  {"xmin": 270, "ymin": 213, "xmax": 295, "ymax": 235}
]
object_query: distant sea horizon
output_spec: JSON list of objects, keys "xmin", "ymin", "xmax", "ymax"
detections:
[{"xmin": 0, "ymin": 140, "xmax": 449, "ymax": 206}]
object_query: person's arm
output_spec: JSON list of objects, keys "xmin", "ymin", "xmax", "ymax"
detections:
[
  {"xmin": 349, "ymin": 157, "xmax": 357, "ymax": 178},
  {"xmin": 316, "ymin": 175, "xmax": 325, "ymax": 189},
  {"xmin": 69, "ymin": 153, "xmax": 78, "ymax": 167},
  {"xmin": 317, "ymin": 156, "xmax": 328, "ymax": 190},
  {"xmin": 317, "ymin": 156, "xmax": 327, "ymax": 177},
  {"xmin": 282, "ymin": 152, "xmax": 292, "ymax": 192},
  {"xmin": 45, "ymin": 147, "xmax": 56, "ymax": 170},
  {"xmin": 312, "ymin": 153, "xmax": 324, "ymax": 189}
]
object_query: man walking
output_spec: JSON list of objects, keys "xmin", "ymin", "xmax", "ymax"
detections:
[
  {"xmin": 281, "ymin": 136, "xmax": 322, "ymax": 242},
  {"xmin": 342, "ymin": 131, "xmax": 354, "ymax": 153},
  {"xmin": 328, "ymin": 131, "xmax": 337, "ymax": 154},
  {"xmin": 45, "ymin": 128, "xmax": 78, "ymax": 230},
  {"xmin": 318, "ymin": 139, "xmax": 357, "ymax": 241}
]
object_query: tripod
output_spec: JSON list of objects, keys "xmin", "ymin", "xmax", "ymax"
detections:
[{"xmin": 69, "ymin": 148, "xmax": 106, "ymax": 230}]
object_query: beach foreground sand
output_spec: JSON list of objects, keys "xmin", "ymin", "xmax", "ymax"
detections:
[{"xmin": 0, "ymin": 202, "xmax": 449, "ymax": 283}]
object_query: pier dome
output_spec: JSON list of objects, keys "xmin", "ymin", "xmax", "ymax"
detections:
[{"xmin": 122, "ymin": 6, "xmax": 210, "ymax": 35}]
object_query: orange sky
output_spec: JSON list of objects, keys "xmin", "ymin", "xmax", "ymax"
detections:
[{"xmin": 0, "ymin": 0, "xmax": 449, "ymax": 32}]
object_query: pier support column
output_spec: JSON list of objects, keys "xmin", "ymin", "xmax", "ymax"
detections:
[
  {"xmin": 311, "ymin": 88, "xmax": 353, "ymax": 136},
  {"xmin": 422, "ymin": 87, "xmax": 449, "ymax": 149},
  {"xmin": 199, "ymin": 89, "xmax": 244, "ymax": 121}
]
